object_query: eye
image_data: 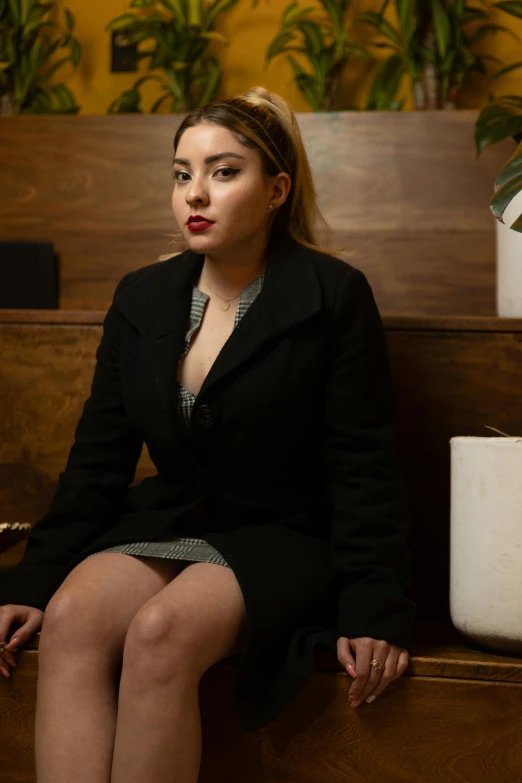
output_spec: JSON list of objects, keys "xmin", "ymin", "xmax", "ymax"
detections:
[
  {"xmin": 171, "ymin": 166, "xmax": 240, "ymax": 182},
  {"xmin": 216, "ymin": 166, "xmax": 240, "ymax": 178}
]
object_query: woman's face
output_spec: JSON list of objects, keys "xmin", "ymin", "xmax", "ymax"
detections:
[{"xmin": 171, "ymin": 123, "xmax": 289, "ymax": 257}]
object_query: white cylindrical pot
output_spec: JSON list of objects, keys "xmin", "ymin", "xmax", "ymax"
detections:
[
  {"xmin": 496, "ymin": 187, "xmax": 522, "ymax": 317},
  {"xmin": 450, "ymin": 437, "xmax": 522, "ymax": 654}
]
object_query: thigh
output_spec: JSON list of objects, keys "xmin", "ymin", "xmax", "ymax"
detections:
[
  {"xmin": 41, "ymin": 554, "xmax": 187, "ymax": 665},
  {"xmin": 125, "ymin": 562, "xmax": 248, "ymax": 677}
]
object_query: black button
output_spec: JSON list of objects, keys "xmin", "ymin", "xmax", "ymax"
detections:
[{"xmin": 197, "ymin": 404, "xmax": 216, "ymax": 428}]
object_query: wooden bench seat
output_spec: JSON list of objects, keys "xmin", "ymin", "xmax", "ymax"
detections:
[
  {"xmin": 1, "ymin": 632, "xmax": 521, "ymax": 783},
  {"xmin": 2, "ymin": 310, "xmax": 522, "ymax": 781}
]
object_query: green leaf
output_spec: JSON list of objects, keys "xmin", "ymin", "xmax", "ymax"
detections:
[
  {"xmin": 475, "ymin": 95, "xmax": 522, "ymax": 155},
  {"xmin": 49, "ymin": 83, "xmax": 76, "ymax": 110},
  {"xmin": 356, "ymin": 11, "xmax": 384, "ymax": 29},
  {"xmin": 198, "ymin": 30, "xmax": 229, "ymax": 44},
  {"xmin": 287, "ymin": 53, "xmax": 319, "ymax": 110},
  {"xmin": 105, "ymin": 14, "xmax": 139, "ymax": 32},
  {"xmin": 188, "ymin": 0, "xmax": 202, "ymax": 27},
  {"xmin": 69, "ymin": 37, "xmax": 81, "ymax": 67},
  {"xmin": 492, "ymin": 61, "xmax": 522, "ymax": 79},
  {"xmin": 196, "ymin": 55, "xmax": 221, "ymax": 106},
  {"xmin": 161, "ymin": 0, "xmax": 186, "ymax": 21},
  {"xmin": 494, "ymin": 1, "xmax": 522, "ymax": 19},
  {"xmin": 489, "ymin": 137, "xmax": 522, "ymax": 226},
  {"xmin": 429, "ymin": 0, "xmax": 452, "ymax": 60},
  {"xmin": 396, "ymin": 0, "xmax": 416, "ymax": 46},
  {"xmin": 481, "ymin": 54, "xmax": 504, "ymax": 66},
  {"xmin": 64, "ymin": 8, "xmax": 75, "ymax": 32},
  {"xmin": 20, "ymin": 0, "xmax": 31, "ymax": 24},
  {"xmin": 282, "ymin": 1, "xmax": 316, "ymax": 26},
  {"xmin": 357, "ymin": 11, "xmax": 399, "ymax": 44},
  {"xmin": 469, "ymin": 24, "xmax": 521, "ymax": 45},
  {"xmin": 130, "ymin": 0, "xmax": 157, "ymax": 6},
  {"xmin": 25, "ymin": 87, "xmax": 52, "ymax": 113},
  {"xmin": 204, "ymin": 0, "xmax": 240, "ymax": 29},
  {"xmin": 150, "ymin": 91, "xmax": 172, "ymax": 112},
  {"xmin": 8, "ymin": 0, "xmax": 20, "ymax": 26},
  {"xmin": 462, "ymin": 6, "xmax": 489, "ymax": 23},
  {"xmin": 266, "ymin": 31, "xmax": 295, "ymax": 61},
  {"xmin": 39, "ymin": 55, "xmax": 71, "ymax": 84},
  {"xmin": 366, "ymin": 54, "xmax": 405, "ymax": 110},
  {"xmin": 298, "ymin": 19, "xmax": 324, "ymax": 57},
  {"xmin": 108, "ymin": 88, "xmax": 143, "ymax": 113},
  {"xmin": 22, "ymin": 7, "xmax": 52, "ymax": 38}
]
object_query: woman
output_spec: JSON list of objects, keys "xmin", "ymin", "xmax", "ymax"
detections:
[{"xmin": 0, "ymin": 86, "xmax": 416, "ymax": 781}]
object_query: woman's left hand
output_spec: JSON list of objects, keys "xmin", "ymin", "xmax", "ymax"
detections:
[{"xmin": 337, "ymin": 636, "xmax": 409, "ymax": 708}]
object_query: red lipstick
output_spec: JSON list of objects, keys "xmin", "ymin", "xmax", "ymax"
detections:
[{"xmin": 187, "ymin": 214, "xmax": 215, "ymax": 231}]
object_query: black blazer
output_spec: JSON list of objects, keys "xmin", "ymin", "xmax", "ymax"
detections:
[{"xmin": 0, "ymin": 232, "xmax": 416, "ymax": 730}]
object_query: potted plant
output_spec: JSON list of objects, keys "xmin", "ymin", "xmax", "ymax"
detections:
[
  {"xmin": 105, "ymin": 0, "xmax": 243, "ymax": 113},
  {"xmin": 357, "ymin": 0, "xmax": 522, "ymax": 110},
  {"xmin": 476, "ymin": 59, "xmax": 522, "ymax": 316},
  {"xmin": 450, "ymin": 433, "xmax": 522, "ymax": 655},
  {"xmin": 254, "ymin": 0, "xmax": 373, "ymax": 111},
  {"xmin": 0, "ymin": 1, "xmax": 82, "ymax": 115}
]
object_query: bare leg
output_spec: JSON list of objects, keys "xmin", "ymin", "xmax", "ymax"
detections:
[
  {"xmin": 35, "ymin": 642, "xmax": 120, "ymax": 783},
  {"xmin": 110, "ymin": 562, "xmax": 247, "ymax": 783},
  {"xmin": 111, "ymin": 665, "xmax": 203, "ymax": 783},
  {"xmin": 34, "ymin": 554, "xmax": 185, "ymax": 783}
]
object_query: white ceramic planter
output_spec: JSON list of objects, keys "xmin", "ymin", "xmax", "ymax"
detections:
[
  {"xmin": 496, "ymin": 187, "xmax": 522, "ymax": 317},
  {"xmin": 450, "ymin": 437, "xmax": 522, "ymax": 654}
]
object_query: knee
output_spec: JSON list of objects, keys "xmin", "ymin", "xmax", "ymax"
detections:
[
  {"xmin": 40, "ymin": 589, "xmax": 107, "ymax": 655},
  {"xmin": 123, "ymin": 604, "xmax": 203, "ymax": 682}
]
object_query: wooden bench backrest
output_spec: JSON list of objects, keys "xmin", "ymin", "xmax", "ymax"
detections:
[{"xmin": 0, "ymin": 113, "xmax": 514, "ymax": 315}]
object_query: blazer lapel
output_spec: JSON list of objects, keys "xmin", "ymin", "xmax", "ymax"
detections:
[{"xmin": 115, "ymin": 233, "xmax": 323, "ymax": 444}]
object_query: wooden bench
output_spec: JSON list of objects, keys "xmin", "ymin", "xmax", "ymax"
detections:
[
  {"xmin": 1, "ymin": 310, "xmax": 522, "ymax": 782},
  {"xmin": 1, "ymin": 631, "xmax": 521, "ymax": 783}
]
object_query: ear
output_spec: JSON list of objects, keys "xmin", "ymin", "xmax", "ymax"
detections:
[{"xmin": 272, "ymin": 172, "xmax": 292, "ymax": 207}]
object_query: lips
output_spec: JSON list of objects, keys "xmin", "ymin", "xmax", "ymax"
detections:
[{"xmin": 187, "ymin": 216, "xmax": 214, "ymax": 225}]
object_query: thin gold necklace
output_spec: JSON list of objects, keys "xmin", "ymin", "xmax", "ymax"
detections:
[{"xmin": 202, "ymin": 264, "xmax": 266, "ymax": 312}]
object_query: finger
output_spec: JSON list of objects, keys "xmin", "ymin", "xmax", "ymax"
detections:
[
  {"xmin": 0, "ymin": 612, "xmax": 19, "ymax": 667},
  {"xmin": 347, "ymin": 639, "xmax": 374, "ymax": 704},
  {"xmin": 365, "ymin": 647, "xmax": 401, "ymax": 703},
  {"xmin": 337, "ymin": 637, "xmax": 357, "ymax": 679},
  {"xmin": 0, "ymin": 647, "xmax": 17, "ymax": 672},
  {"xmin": 351, "ymin": 641, "xmax": 389, "ymax": 706},
  {"xmin": 3, "ymin": 620, "xmax": 37, "ymax": 654},
  {"xmin": 4, "ymin": 612, "xmax": 41, "ymax": 651}
]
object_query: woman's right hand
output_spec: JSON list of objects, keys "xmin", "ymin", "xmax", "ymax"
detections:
[{"xmin": 0, "ymin": 604, "xmax": 44, "ymax": 677}]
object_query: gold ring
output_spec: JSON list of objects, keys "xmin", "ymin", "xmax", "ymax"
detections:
[
  {"xmin": 370, "ymin": 659, "xmax": 386, "ymax": 672},
  {"xmin": 0, "ymin": 641, "xmax": 6, "ymax": 654}
]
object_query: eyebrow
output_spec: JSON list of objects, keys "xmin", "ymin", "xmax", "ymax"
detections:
[{"xmin": 172, "ymin": 151, "xmax": 246, "ymax": 166}]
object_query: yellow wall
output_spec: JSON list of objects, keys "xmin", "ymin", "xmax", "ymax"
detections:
[{"xmin": 49, "ymin": 0, "xmax": 522, "ymax": 115}]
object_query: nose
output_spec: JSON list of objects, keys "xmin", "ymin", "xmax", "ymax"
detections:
[{"xmin": 185, "ymin": 172, "xmax": 209, "ymax": 206}]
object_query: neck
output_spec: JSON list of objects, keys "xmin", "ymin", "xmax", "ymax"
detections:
[{"xmin": 197, "ymin": 237, "xmax": 269, "ymax": 300}]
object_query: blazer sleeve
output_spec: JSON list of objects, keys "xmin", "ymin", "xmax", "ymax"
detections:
[
  {"xmin": 322, "ymin": 266, "xmax": 417, "ymax": 651},
  {"xmin": 0, "ymin": 272, "xmax": 144, "ymax": 612}
]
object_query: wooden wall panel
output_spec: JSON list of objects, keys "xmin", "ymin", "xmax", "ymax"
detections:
[
  {"xmin": 0, "ymin": 112, "xmax": 515, "ymax": 314},
  {"xmin": 0, "ymin": 321, "xmax": 156, "ymax": 526}
]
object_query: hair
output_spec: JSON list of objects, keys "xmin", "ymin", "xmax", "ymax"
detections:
[{"xmin": 167, "ymin": 85, "xmax": 354, "ymax": 260}]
